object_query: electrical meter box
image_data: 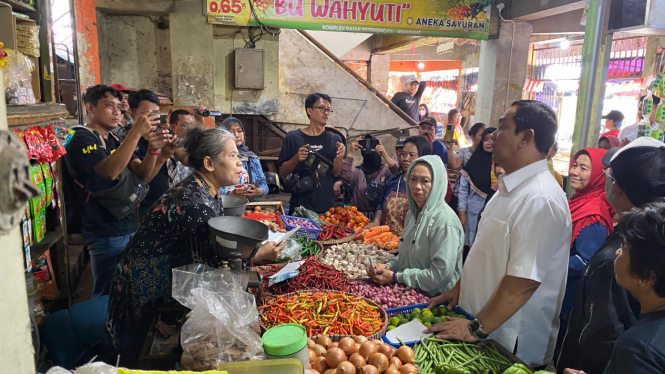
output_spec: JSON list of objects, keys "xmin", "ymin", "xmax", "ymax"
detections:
[{"xmin": 235, "ymin": 48, "xmax": 265, "ymax": 90}]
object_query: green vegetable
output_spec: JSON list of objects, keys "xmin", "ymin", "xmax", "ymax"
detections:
[
  {"xmin": 449, "ymin": 369, "xmax": 472, "ymax": 374},
  {"xmin": 533, "ymin": 371, "xmax": 555, "ymax": 374},
  {"xmin": 293, "ymin": 206, "xmax": 326, "ymax": 227},
  {"xmin": 434, "ymin": 363, "xmax": 451, "ymax": 374},
  {"xmin": 294, "ymin": 235, "xmax": 320, "ymax": 257},
  {"xmin": 414, "ymin": 337, "xmax": 513, "ymax": 374},
  {"xmin": 503, "ymin": 363, "xmax": 533, "ymax": 374}
]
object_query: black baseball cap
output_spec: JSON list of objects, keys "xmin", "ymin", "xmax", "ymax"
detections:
[
  {"xmin": 395, "ymin": 136, "xmax": 407, "ymax": 149},
  {"xmin": 602, "ymin": 110, "xmax": 624, "ymax": 122},
  {"xmin": 418, "ymin": 117, "xmax": 438, "ymax": 128},
  {"xmin": 603, "ymin": 137, "xmax": 665, "ymax": 207}
]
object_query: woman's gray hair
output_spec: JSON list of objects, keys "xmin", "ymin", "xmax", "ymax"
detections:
[{"xmin": 183, "ymin": 127, "xmax": 235, "ymax": 169}]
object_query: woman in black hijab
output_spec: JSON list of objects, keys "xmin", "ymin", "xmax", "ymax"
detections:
[{"xmin": 457, "ymin": 127, "xmax": 497, "ymax": 247}]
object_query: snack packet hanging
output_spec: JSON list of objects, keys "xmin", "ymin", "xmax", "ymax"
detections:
[
  {"xmin": 23, "ymin": 129, "xmax": 39, "ymax": 161},
  {"xmin": 45, "ymin": 125, "xmax": 67, "ymax": 160},
  {"xmin": 53, "ymin": 123, "xmax": 74, "ymax": 147}
]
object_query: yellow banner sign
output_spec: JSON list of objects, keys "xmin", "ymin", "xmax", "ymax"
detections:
[{"xmin": 206, "ymin": 0, "xmax": 491, "ymax": 39}]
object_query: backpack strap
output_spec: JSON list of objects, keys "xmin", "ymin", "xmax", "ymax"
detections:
[
  {"xmin": 72, "ymin": 125, "xmax": 107, "ymax": 150},
  {"xmin": 66, "ymin": 125, "xmax": 110, "ymax": 203}
]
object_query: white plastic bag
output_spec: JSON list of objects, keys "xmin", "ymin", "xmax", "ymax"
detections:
[{"xmin": 172, "ymin": 264, "xmax": 264, "ymax": 371}]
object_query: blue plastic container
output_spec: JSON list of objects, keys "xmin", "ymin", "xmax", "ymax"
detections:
[
  {"xmin": 280, "ymin": 215, "xmax": 322, "ymax": 240},
  {"xmin": 382, "ymin": 302, "xmax": 474, "ymax": 347}
]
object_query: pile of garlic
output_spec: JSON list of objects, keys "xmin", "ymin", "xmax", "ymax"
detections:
[{"xmin": 320, "ymin": 242, "xmax": 395, "ymax": 280}]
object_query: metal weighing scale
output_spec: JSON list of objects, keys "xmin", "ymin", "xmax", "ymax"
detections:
[{"xmin": 207, "ymin": 216, "xmax": 267, "ymax": 290}]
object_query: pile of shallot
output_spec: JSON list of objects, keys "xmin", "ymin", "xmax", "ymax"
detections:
[
  {"xmin": 308, "ymin": 335, "xmax": 416, "ymax": 374},
  {"xmin": 320, "ymin": 242, "xmax": 394, "ymax": 280},
  {"xmin": 349, "ymin": 281, "xmax": 430, "ymax": 309}
]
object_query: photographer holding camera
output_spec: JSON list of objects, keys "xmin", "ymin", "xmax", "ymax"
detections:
[
  {"xmin": 278, "ymin": 93, "xmax": 345, "ymax": 214},
  {"xmin": 340, "ymin": 135, "xmax": 400, "ymax": 213}
]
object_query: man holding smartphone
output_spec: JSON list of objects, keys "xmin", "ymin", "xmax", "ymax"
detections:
[
  {"xmin": 64, "ymin": 85, "xmax": 173, "ymax": 296},
  {"xmin": 127, "ymin": 89, "xmax": 179, "ymax": 218}
]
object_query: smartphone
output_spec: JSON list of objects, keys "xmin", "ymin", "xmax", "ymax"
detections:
[
  {"xmin": 363, "ymin": 138, "xmax": 380, "ymax": 150},
  {"xmin": 159, "ymin": 114, "xmax": 168, "ymax": 125},
  {"xmin": 444, "ymin": 124, "xmax": 454, "ymax": 142}
]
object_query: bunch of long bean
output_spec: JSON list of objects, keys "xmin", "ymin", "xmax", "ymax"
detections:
[{"xmin": 413, "ymin": 337, "xmax": 513, "ymax": 374}]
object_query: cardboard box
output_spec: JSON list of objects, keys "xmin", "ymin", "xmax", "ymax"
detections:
[
  {"xmin": 0, "ymin": 3, "xmax": 41, "ymax": 101},
  {"xmin": 246, "ymin": 201, "xmax": 285, "ymax": 215},
  {"xmin": 0, "ymin": 2, "xmax": 16, "ymax": 49},
  {"xmin": 14, "ymin": 16, "xmax": 40, "ymax": 101}
]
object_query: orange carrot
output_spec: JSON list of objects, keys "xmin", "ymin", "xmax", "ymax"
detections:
[
  {"xmin": 372, "ymin": 232, "xmax": 393, "ymax": 241},
  {"xmin": 364, "ymin": 231, "xmax": 382, "ymax": 239}
]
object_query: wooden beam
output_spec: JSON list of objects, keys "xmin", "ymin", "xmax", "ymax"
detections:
[
  {"xmin": 7, "ymin": 103, "xmax": 70, "ymax": 126},
  {"xmin": 262, "ymin": 120, "xmax": 287, "ymax": 139}
]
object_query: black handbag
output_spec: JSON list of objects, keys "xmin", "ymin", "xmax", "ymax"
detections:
[
  {"xmin": 364, "ymin": 172, "xmax": 385, "ymax": 211},
  {"xmin": 289, "ymin": 168, "xmax": 317, "ymax": 196},
  {"xmin": 65, "ymin": 126, "xmax": 149, "ymax": 219}
]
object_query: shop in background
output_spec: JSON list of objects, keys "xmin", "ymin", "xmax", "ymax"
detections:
[
  {"xmin": 524, "ymin": 36, "xmax": 647, "ymax": 176},
  {"xmin": 387, "ymin": 60, "xmax": 463, "ymax": 137}
]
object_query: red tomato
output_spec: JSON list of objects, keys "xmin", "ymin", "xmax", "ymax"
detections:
[
  {"xmin": 319, "ymin": 215, "xmax": 326, "ymax": 221},
  {"xmin": 350, "ymin": 206, "xmax": 358, "ymax": 213},
  {"xmin": 329, "ymin": 208, "xmax": 335, "ymax": 213},
  {"xmin": 325, "ymin": 212, "xmax": 332, "ymax": 217},
  {"xmin": 346, "ymin": 222, "xmax": 354, "ymax": 228}
]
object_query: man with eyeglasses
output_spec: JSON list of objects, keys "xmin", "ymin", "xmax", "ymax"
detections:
[
  {"xmin": 557, "ymin": 136, "xmax": 665, "ymax": 374},
  {"xmin": 277, "ymin": 93, "xmax": 345, "ymax": 214},
  {"xmin": 391, "ymin": 77, "xmax": 427, "ymax": 123}
]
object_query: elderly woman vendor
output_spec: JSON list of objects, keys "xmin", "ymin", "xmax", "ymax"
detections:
[
  {"xmin": 368, "ymin": 155, "xmax": 464, "ymax": 295},
  {"xmin": 106, "ymin": 127, "xmax": 286, "ymax": 363}
]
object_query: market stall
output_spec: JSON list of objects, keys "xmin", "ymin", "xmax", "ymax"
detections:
[{"xmin": 39, "ymin": 193, "xmax": 551, "ymax": 374}]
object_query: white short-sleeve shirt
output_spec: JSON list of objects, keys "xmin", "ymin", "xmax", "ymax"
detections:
[{"xmin": 458, "ymin": 159, "xmax": 572, "ymax": 367}]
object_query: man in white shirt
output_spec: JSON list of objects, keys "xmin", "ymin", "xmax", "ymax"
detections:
[{"xmin": 427, "ymin": 100, "xmax": 572, "ymax": 368}]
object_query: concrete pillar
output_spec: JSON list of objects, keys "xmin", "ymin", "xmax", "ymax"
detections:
[
  {"xmin": 170, "ymin": 0, "xmax": 215, "ymax": 107},
  {"xmin": 73, "ymin": 0, "xmax": 100, "ymax": 90},
  {"xmin": 0, "ymin": 70, "xmax": 35, "ymax": 374},
  {"xmin": 369, "ymin": 54, "xmax": 391, "ymax": 96},
  {"xmin": 475, "ymin": 21, "xmax": 532, "ymax": 127}
]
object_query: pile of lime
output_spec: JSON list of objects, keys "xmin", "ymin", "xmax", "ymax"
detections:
[{"xmin": 387, "ymin": 306, "xmax": 467, "ymax": 330}]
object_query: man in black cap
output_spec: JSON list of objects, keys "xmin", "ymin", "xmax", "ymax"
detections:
[
  {"xmin": 557, "ymin": 137, "xmax": 665, "ymax": 374},
  {"xmin": 418, "ymin": 116, "xmax": 448, "ymax": 165},
  {"xmin": 600, "ymin": 110, "xmax": 625, "ymax": 138},
  {"xmin": 391, "ymin": 76, "xmax": 427, "ymax": 123}
]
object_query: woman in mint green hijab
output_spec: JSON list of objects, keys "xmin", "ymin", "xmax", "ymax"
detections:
[{"xmin": 368, "ymin": 155, "xmax": 464, "ymax": 295}]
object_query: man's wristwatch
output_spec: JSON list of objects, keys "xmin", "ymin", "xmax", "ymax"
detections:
[{"xmin": 468, "ymin": 318, "xmax": 488, "ymax": 339}]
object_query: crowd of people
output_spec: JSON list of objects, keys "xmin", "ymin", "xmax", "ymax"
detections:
[{"xmin": 62, "ymin": 83, "xmax": 665, "ymax": 372}]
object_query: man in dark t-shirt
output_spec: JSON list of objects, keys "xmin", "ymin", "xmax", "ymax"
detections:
[
  {"xmin": 64, "ymin": 85, "xmax": 175, "ymax": 297},
  {"xmin": 277, "ymin": 93, "xmax": 345, "ymax": 214},
  {"xmin": 391, "ymin": 77, "xmax": 427, "ymax": 122}
]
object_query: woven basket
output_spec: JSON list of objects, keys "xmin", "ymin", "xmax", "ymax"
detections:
[
  {"xmin": 250, "ymin": 241, "xmax": 324, "ymax": 273},
  {"xmin": 259, "ymin": 289, "xmax": 389, "ymax": 340},
  {"xmin": 318, "ymin": 232, "xmax": 356, "ymax": 246}
]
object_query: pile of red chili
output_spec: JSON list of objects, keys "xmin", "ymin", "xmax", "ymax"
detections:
[
  {"xmin": 257, "ymin": 257, "xmax": 351, "ymax": 295},
  {"xmin": 318, "ymin": 225, "xmax": 354, "ymax": 240},
  {"xmin": 259, "ymin": 290, "xmax": 386, "ymax": 337}
]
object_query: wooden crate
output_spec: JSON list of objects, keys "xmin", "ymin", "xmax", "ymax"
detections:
[{"xmin": 246, "ymin": 201, "xmax": 285, "ymax": 215}]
